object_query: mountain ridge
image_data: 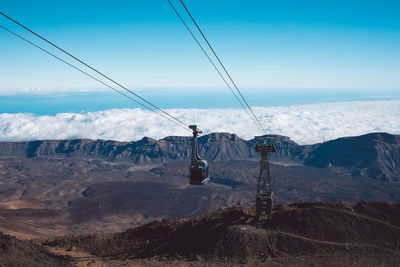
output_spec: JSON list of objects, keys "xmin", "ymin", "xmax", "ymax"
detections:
[{"xmin": 0, "ymin": 132, "xmax": 398, "ymax": 181}]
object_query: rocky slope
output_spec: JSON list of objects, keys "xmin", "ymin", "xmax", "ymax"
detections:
[
  {"xmin": 2, "ymin": 156, "xmax": 400, "ymax": 240},
  {"xmin": 0, "ymin": 232, "xmax": 71, "ymax": 267},
  {"xmin": 304, "ymin": 132, "xmax": 400, "ymax": 182},
  {"xmin": 0, "ymin": 132, "xmax": 399, "ymax": 181},
  {"xmin": 44, "ymin": 202, "xmax": 400, "ymax": 266}
]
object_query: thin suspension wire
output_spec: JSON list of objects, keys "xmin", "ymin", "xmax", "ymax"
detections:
[
  {"xmin": 0, "ymin": 11, "xmax": 190, "ymax": 130},
  {"xmin": 0, "ymin": 24, "xmax": 191, "ymax": 133},
  {"xmin": 177, "ymin": 0, "xmax": 267, "ymax": 135},
  {"xmin": 166, "ymin": 0, "xmax": 262, "ymax": 133}
]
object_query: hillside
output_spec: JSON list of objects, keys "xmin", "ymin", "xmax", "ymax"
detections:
[
  {"xmin": 304, "ymin": 132, "xmax": 400, "ymax": 182},
  {"xmin": 0, "ymin": 232, "xmax": 71, "ymax": 267},
  {"xmin": 44, "ymin": 202, "xmax": 400, "ymax": 266},
  {"xmin": 0, "ymin": 132, "xmax": 399, "ymax": 239},
  {"xmin": 0, "ymin": 132, "xmax": 399, "ymax": 181}
]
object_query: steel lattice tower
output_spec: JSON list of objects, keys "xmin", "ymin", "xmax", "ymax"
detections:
[{"xmin": 254, "ymin": 137, "xmax": 276, "ymax": 220}]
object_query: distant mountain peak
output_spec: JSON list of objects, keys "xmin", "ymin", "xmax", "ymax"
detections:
[{"xmin": 0, "ymin": 132, "xmax": 399, "ymax": 182}]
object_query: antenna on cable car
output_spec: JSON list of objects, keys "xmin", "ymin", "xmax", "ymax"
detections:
[
  {"xmin": 189, "ymin": 125, "xmax": 210, "ymax": 185},
  {"xmin": 254, "ymin": 135, "xmax": 276, "ymax": 220}
]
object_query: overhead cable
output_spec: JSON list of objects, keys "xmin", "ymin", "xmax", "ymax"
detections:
[
  {"xmin": 175, "ymin": 0, "xmax": 267, "ymax": 135},
  {"xmin": 166, "ymin": 0, "xmax": 263, "ymax": 134},
  {"xmin": 0, "ymin": 24, "xmax": 190, "ymax": 132},
  {"xmin": 0, "ymin": 11, "xmax": 190, "ymax": 131}
]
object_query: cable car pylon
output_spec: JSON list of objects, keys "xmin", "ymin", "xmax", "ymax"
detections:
[{"xmin": 254, "ymin": 136, "xmax": 276, "ymax": 220}]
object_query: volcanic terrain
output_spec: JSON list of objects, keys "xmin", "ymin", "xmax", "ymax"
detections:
[
  {"xmin": 0, "ymin": 132, "xmax": 399, "ymax": 239},
  {"xmin": 0, "ymin": 132, "xmax": 399, "ymax": 265},
  {"xmin": 43, "ymin": 202, "xmax": 400, "ymax": 266}
]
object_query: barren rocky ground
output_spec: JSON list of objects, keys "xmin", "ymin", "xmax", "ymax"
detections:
[
  {"xmin": 43, "ymin": 202, "xmax": 400, "ymax": 266},
  {"xmin": 0, "ymin": 157, "xmax": 399, "ymax": 239},
  {"xmin": 0, "ymin": 132, "xmax": 399, "ymax": 265}
]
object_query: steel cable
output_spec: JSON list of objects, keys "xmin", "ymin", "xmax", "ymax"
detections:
[
  {"xmin": 166, "ymin": 0, "xmax": 263, "ymax": 134},
  {"xmin": 176, "ymin": 0, "xmax": 267, "ymax": 135},
  {"xmin": 0, "ymin": 24, "xmax": 191, "ymax": 133},
  {"xmin": 0, "ymin": 11, "xmax": 190, "ymax": 131}
]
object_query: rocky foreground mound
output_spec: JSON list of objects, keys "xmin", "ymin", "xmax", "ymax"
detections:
[
  {"xmin": 44, "ymin": 202, "xmax": 400, "ymax": 265},
  {"xmin": 0, "ymin": 232, "xmax": 71, "ymax": 267}
]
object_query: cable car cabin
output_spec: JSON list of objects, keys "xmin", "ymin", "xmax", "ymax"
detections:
[
  {"xmin": 189, "ymin": 125, "xmax": 210, "ymax": 185},
  {"xmin": 190, "ymin": 160, "xmax": 209, "ymax": 185}
]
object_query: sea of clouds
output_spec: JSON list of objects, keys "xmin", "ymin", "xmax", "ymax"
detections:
[{"xmin": 0, "ymin": 100, "xmax": 399, "ymax": 145}]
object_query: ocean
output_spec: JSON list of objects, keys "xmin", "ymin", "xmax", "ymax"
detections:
[{"xmin": 1, "ymin": 89, "xmax": 399, "ymax": 115}]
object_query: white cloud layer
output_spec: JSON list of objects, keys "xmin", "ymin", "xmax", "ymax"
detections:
[{"xmin": 0, "ymin": 101, "xmax": 399, "ymax": 145}]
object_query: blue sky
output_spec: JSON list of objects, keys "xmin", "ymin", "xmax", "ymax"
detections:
[
  {"xmin": 1, "ymin": 0, "xmax": 400, "ymax": 92},
  {"xmin": 1, "ymin": 1, "xmax": 400, "ymax": 141}
]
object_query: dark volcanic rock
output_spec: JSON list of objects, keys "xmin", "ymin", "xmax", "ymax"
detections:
[
  {"xmin": 199, "ymin": 133, "xmax": 255, "ymax": 161},
  {"xmin": 268, "ymin": 134, "xmax": 307, "ymax": 161},
  {"xmin": 0, "ymin": 133, "xmax": 301, "ymax": 162},
  {"xmin": 0, "ymin": 232, "xmax": 71, "ymax": 267},
  {"xmin": 304, "ymin": 133, "xmax": 400, "ymax": 182},
  {"xmin": 44, "ymin": 202, "xmax": 400, "ymax": 264},
  {"xmin": 0, "ymin": 132, "xmax": 399, "ymax": 181},
  {"xmin": 68, "ymin": 181, "xmax": 221, "ymax": 224}
]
